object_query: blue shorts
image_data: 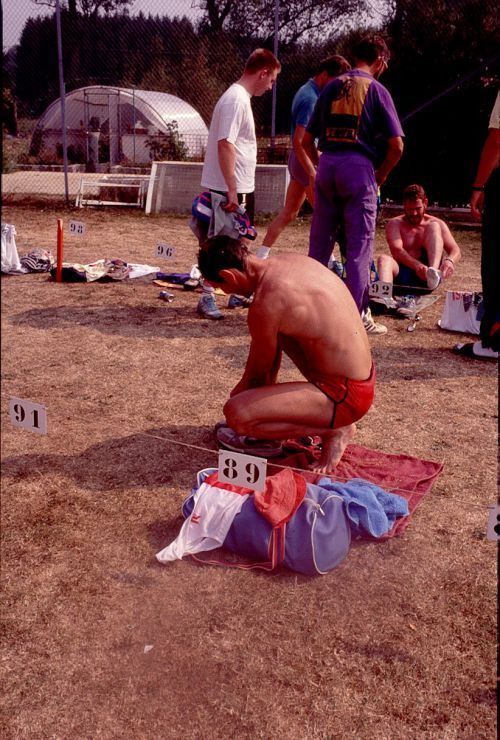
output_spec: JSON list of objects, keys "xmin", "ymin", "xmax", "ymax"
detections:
[
  {"xmin": 288, "ymin": 151, "xmax": 310, "ymax": 188},
  {"xmin": 395, "ymin": 251, "xmax": 428, "ymax": 291}
]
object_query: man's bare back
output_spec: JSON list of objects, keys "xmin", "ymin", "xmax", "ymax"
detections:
[
  {"xmin": 249, "ymin": 252, "xmax": 372, "ymax": 382},
  {"xmin": 198, "ymin": 238, "xmax": 375, "ymax": 472}
]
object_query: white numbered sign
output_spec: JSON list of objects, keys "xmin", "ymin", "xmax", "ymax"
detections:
[
  {"xmin": 486, "ymin": 505, "xmax": 500, "ymax": 541},
  {"xmin": 9, "ymin": 397, "xmax": 47, "ymax": 435},
  {"xmin": 218, "ymin": 450, "xmax": 267, "ymax": 492},
  {"xmin": 369, "ymin": 280, "xmax": 393, "ymax": 299},
  {"xmin": 69, "ymin": 220, "xmax": 86, "ymax": 236},
  {"xmin": 156, "ymin": 243, "xmax": 176, "ymax": 260}
]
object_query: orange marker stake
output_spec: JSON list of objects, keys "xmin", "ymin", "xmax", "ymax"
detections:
[{"xmin": 56, "ymin": 219, "xmax": 63, "ymax": 282}]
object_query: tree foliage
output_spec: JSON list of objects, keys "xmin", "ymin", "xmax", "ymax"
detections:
[
  {"xmin": 9, "ymin": 0, "xmax": 500, "ymax": 202},
  {"xmin": 32, "ymin": 0, "xmax": 133, "ymax": 18},
  {"xmin": 195, "ymin": 0, "xmax": 372, "ymax": 46}
]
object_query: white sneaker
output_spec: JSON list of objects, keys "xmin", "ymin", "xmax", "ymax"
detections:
[
  {"xmin": 362, "ymin": 307, "xmax": 388, "ymax": 335},
  {"xmin": 426, "ymin": 266, "xmax": 442, "ymax": 290}
]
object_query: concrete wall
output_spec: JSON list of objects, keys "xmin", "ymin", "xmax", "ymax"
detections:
[{"xmin": 145, "ymin": 161, "xmax": 289, "ymax": 215}]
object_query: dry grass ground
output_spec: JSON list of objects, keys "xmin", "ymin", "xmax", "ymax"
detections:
[{"xmin": 1, "ymin": 202, "xmax": 497, "ymax": 739}]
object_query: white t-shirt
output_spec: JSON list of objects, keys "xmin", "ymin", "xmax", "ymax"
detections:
[
  {"xmin": 488, "ymin": 90, "xmax": 500, "ymax": 130},
  {"xmin": 201, "ymin": 83, "xmax": 257, "ymax": 193}
]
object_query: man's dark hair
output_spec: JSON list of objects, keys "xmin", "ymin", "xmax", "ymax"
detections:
[
  {"xmin": 402, "ymin": 184, "xmax": 427, "ymax": 202},
  {"xmin": 244, "ymin": 48, "xmax": 281, "ymax": 74},
  {"xmin": 316, "ymin": 54, "xmax": 351, "ymax": 78},
  {"xmin": 197, "ymin": 236, "xmax": 249, "ymax": 283},
  {"xmin": 353, "ymin": 34, "xmax": 390, "ymax": 65}
]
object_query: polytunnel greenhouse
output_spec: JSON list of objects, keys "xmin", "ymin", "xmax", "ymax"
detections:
[{"xmin": 29, "ymin": 86, "xmax": 209, "ymax": 170}]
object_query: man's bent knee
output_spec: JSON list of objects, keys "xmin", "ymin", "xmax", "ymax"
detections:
[{"xmin": 223, "ymin": 397, "xmax": 252, "ymax": 434}]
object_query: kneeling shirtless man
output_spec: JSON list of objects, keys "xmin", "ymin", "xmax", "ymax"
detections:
[{"xmin": 198, "ymin": 236, "xmax": 375, "ymax": 473}]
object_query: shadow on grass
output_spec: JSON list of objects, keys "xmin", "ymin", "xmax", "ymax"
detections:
[
  {"xmin": 372, "ymin": 343, "xmax": 498, "ymax": 381},
  {"xmin": 1, "ymin": 424, "xmax": 218, "ymax": 492},
  {"xmin": 10, "ymin": 303, "xmax": 248, "ymax": 340}
]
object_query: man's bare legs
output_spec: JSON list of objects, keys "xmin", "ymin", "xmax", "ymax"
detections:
[
  {"xmin": 260, "ymin": 179, "xmax": 313, "ymax": 249},
  {"xmin": 310, "ymin": 424, "xmax": 357, "ymax": 473},
  {"xmin": 377, "ymin": 221, "xmax": 445, "ymax": 283},
  {"xmin": 421, "ymin": 221, "xmax": 444, "ymax": 269},
  {"xmin": 223, "ymin": 382, "xmax": 358, "ymax": 473}
]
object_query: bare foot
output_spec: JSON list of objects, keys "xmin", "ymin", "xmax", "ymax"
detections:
[{"xmin": 309, "ymin": 423, "xmax": 356, "ymax": 474}]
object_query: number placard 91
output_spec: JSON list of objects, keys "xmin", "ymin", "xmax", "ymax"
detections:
[
  {"xmin": 9, "ymin": 397, "xmax": 47, "ymax": 435},
  {"xmin": 156, "ymin": 243, "xmax": 176, "ymax": 260},
  {"xmin": 218, "ymin": 450, "xmax": 267, "ymax": 492}
]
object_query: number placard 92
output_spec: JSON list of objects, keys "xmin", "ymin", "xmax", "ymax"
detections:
[
  {"xmin": 369, "ymin": 280, "xmax": 393, "ymax": 299},
  {"xmin": 218, "ymin": 450, "xmax": 267, "ymax": 492}
]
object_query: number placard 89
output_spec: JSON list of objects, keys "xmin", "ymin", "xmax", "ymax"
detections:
[{"xmin": 218, "ymin": 450, "xmax": 267, "ymax": 492}]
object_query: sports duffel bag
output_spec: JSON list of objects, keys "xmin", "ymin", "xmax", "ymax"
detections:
[{"xmin": 182, "ymin": 469, "xmax": 351, "ymax": 576}]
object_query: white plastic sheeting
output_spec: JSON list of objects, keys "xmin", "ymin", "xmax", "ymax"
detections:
[{"xmin": 30, "ymin": 86, "xmax": 208, "ymax": 165}]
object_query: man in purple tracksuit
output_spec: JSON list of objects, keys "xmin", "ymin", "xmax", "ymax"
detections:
[{"xmin": 301, "ymin": 35, "xmax": 404, "ymax": 335}]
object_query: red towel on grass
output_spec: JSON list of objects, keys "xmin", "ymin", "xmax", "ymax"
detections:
[{"xmin": 269, "ymin": 442, "xmax": 443, "ymax": 539}]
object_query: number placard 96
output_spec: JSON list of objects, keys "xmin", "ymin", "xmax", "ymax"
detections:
[
  {"xmin": 218, "ymin": 450, "xmax": 267, "ymax": 492},
  {"xmin": 156, "ymin": 243, "xmax": 176, "ymax": 260},
  {"xmin": 9, "ymin": 397, "xmax": 47, "ymax": 435}
]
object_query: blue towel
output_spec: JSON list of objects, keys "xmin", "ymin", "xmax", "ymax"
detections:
[{"xmin": 317, "ymin": 477, "xmax": 409, "ymax": 538}]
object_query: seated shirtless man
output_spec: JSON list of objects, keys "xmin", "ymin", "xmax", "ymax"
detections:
[
  {"xmin": 197, "ymin": 236, "xmax": 375, "ymax": 473},
  {"xmin": 377, "ymin": 183, "xmax": 461, "ymax": 293}
]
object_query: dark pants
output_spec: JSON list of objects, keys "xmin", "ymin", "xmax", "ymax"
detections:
[{"xmin": 480, "ymin": 166, "xmax": 500, "ymax": 350}]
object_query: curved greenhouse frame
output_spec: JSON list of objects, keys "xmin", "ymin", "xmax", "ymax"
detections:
[{"xmin": 29, "ymin": 85, "xmax": 208, "ymax": 169}]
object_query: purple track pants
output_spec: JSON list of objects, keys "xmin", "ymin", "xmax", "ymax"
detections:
[{"xmin": 309, "ymin": 151, "xmax": 378, "ymax": 313}]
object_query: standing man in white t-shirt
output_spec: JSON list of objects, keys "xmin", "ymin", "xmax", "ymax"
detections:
[{"xmin": 197, "ymin": 49, "xmax": 281, "ymax": 319}]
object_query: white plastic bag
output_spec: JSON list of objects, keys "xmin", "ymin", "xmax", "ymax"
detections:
[
  {"xmin": 438, "ymin": 290, "xmax": 482, "ymax": 335},
  {"xmin": 1, "ymin": 224, "xmax": 22, "ymax": 273}
]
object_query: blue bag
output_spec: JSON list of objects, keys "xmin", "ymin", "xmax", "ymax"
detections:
[{"xmin": 182, "ymin": 469, "xmax": 351, "ymax": 576}]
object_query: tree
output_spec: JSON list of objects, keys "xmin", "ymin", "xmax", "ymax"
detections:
[
  {"xmin": 380, "ymin": 0, "xmax": 500, "ymax": 204},
  {"xmin": 32, "ymin": 1, "xmax": 134, "ymax": 18},
  {"xmin": 195, "ymin": 0, "xmax": 372, "ymax": 47}
]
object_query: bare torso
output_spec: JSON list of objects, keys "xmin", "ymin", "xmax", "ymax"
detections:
[
  {"xmin": 249, "ymin": 253, "xmax": 372, "ymax": 382},
  {"xmin": 391, "ymin": 213, "xmax": 445, "ymax": 257}
]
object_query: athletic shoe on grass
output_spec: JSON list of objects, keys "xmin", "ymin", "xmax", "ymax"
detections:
[
  {"xmin": 216, "ymin": 426, "xmax": 283, "ymax": 458},
  {"xmin": 197, "ymin": 293, "xmax": 223, "ymax": 320},
  {"xmin": 396, "ymin": 296, "xmax": 418, "ymax": 317},
  {"xmin": 362, "ymin": 307, "xmax": 388, "ymax": 335}
]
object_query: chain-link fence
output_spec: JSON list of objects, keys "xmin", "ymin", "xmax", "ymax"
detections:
[{"xmin": 3, "ymin": 0, "xmax": 500, "ymax": 208}]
